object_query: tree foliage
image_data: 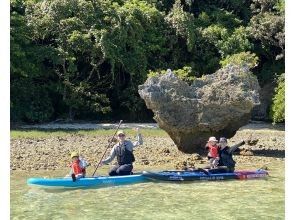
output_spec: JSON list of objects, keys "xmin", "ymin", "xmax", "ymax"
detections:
[
  {"xmin": 270, "ymin": 73, "xmax": 285, "ymax": 123},
  {"xmin": 148, "ymin": 66, "xmax": 195, "ymax": 84},
  {"xmin": 10, "ymin": 0, "xmax": 285, "ymax": 123},
  {"xmin": 220, "ymin": 51, "xmax": 259, "ymax": 69}
]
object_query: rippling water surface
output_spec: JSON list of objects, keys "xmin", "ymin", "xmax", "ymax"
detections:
[{"xmin": 11, "ymin": 161, "xmax": 284, "ymax": 220}]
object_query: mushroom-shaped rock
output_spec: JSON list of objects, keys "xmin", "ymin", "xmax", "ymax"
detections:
[{"xmin": 138, "ymin": 65, "xmax": 260, "ymax": 154}]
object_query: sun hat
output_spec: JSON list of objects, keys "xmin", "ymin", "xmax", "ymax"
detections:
[
  {"xmin": 208, "ymin": 137, "xmax": 218, "ymax": 142},
  {"xmin": 71, "ymin": 151, "xmax": 79, "ymax": 158}
]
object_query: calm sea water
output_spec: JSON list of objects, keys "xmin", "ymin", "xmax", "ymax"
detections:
[{"xmin": 11, "ymin": 161, "xmax": 284, "ymax": 220}]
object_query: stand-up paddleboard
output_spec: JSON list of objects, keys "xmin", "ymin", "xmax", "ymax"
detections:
[
  {"xmin": 27, "ymin": 174, "xmax": 147, "ymax": 188},
  {"xmin": 142, "ymin": 169, "xmax": 269, "ymax": 181}
]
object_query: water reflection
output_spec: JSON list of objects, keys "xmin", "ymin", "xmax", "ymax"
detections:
[{"xmin": 11, "ymin": 161, "xmax": 284, "ymax": 220}]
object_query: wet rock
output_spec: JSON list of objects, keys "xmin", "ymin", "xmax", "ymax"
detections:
[
  {"xmin": 57, "ymin": 137, "xmax": 67, "ymax": 142},
  {"xmin": 36, "ymin": 139, "xmax": 45, "ymax": 142},
  {"xmin": 16, "ymin": 155, "xmax": 23, "ymax": 160},
  {"xmin": 251, "ymin": 82, "xmax": 275, "ymax": 120},
  {"xmin": 191, "ymin": 154, "xmax": 202, "ymax": 160},
  {"xmin": 260, "ymin": 165, "xmax": 269, "ymax": 170},
  {"xmin": 258, "ymin": 145, "xmax": 265, "ymax": 150},
  {"xmin": 162, "ymin": 148, "xmax": 170, "ymax": 154},
  {"xmin": 108, "ymin": 137, "xmax": 118, "ymax": 143},
  {"xmin": 174, "ymin": 155, "xmax": 203, "ymax": 170},
  {"xmin": 240, "ymin": 149, "xmax": 254, "ymax": 156},
  {"xmin": 141, "ymin": 159, "xmax": 150, "ymax": 165},
  {"xmin": 175, "ymin": 161, "xmax": 187, "ymax": 170},
  {"xmin": 139, "ymin": 65, "xmax": 260, "ymax": 154},
  {"xmin": 186, "ymin": 155, "xmax": 203, "ymax": 167},
  {"xmin": 10, "ymin": 123, "xmax": 284, "ymax": 171},
  {"xmin": 246, "ymin": 138, "xmax": 259, "ymax": 146}
]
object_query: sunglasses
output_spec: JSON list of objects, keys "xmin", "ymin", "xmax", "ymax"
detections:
[{"xmin": 118, "ymin": 134, "xmax": 125, "ymax": 137}]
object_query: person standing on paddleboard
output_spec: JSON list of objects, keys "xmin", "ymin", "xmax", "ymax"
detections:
[{"xmin": 99, "ymin": 128, "xmax": 143, "ymax": 176}]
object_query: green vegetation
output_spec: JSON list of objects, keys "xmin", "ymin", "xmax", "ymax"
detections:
[
  {"xmin": 148, "ymin": 66, "xmax": 195, "ymax": 84},
  {"xmin": 11, "ymin": 0, "xmax": 285, "ymax": 123},
  {"xmin": 270, "ymin": 73, "xmax": 285, "ymax": 123},
  {"xmin": 10, "ymin": 128, "xmax": 168, "ymax": 139},
  {"xmin": 220, "ymin": 52, "xmax": 259, "ymax": 69}
]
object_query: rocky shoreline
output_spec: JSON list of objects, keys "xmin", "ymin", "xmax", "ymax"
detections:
[{"xmin": 10, "ymin": 122, "xmax": 284, "ymax": 172}]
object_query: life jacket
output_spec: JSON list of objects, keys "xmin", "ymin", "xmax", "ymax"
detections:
[
  {"xmin": 207, "ymin": 144, "xmax": 220, "ymax": 158},
  {"xmin": 70, "ymin": 159, "xmax": 86, "ymax": 176},
  {"xmin": 115, "ymin": 143, "xmax": 135, "ymax": 165},
  {"xmin": 218, "ymin": 146, "xmax": 236, "ymax": 170}
]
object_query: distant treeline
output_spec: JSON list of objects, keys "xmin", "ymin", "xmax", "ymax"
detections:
[{"xmin": 10, "ymin": 0, "xmax": 285, "ymax": 123}]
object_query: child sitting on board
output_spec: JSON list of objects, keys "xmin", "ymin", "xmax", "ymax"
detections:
[
  {"xmin": 205, "ymin": 137, "xmax": 220, "ymax": 169},
  {"xmin": 68, "ymin": 151, "xmax": 88, "ymax": 182}
]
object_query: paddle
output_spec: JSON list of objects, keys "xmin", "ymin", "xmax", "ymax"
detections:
[{"xmin": 92, "ymin": 120, "xmax": 123, "ymax": 176}]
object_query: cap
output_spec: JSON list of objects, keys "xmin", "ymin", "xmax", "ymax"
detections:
[{"xmin": 117, "ymin": 130, "xmax": 125, "ymax": 136}]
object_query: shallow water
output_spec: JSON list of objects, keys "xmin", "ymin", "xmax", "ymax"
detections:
[{"xmin": 11, "ymin": 161, "xmax": 284, "ymax": 220}]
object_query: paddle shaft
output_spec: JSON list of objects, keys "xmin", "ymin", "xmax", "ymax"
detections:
[{"xmin": 92, "ymin": 120, "xmax": 123, "ymax": 176}]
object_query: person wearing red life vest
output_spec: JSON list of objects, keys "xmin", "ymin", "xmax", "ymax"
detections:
[
  {"xmin": 69, "ymin": 152, "xmax": 88, "ymax": 182},
  {"xmin": 205, "ymin": 137, "xmax": 220, "ymax": 169}
]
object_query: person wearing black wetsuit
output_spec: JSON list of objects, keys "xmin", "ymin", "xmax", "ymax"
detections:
[
  {"xmin": 203, "ymin": 137, "xmax": 245, "ymax": 174},
  {"xmin": 218, "ymin": 137, "xmax": 245, "ymax": 172}
]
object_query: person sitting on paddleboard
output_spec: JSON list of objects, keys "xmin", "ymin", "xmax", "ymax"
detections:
[
  {"xmin": 205, "ymin": 137, "xmax": 220, "ymax": 169},
  {"xmin": 217, "ymin": 137, "xmax": 245, "ymax": 172},
  {"xmin": 69, "ymin": 151, "xmax": 88, "ymax": 181},
  {"xmin": 100, "ymin": 128, "xmax": 143, "ymax": 176}
]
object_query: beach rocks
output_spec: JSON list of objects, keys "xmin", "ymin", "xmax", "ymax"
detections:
[
  {"xmin": 246, "ymin": 138, "xmax": 259, "ymax": 146},
  {"xmin": 138, "ymin": 65, "xmax": 260, "ymax": 154},
  {"xmin": 10, "ymin": 122, "xmax": 284, "ymax": 171},
  {"xmin": 240, "ymin": 149, "xmax": 254, "ymax": 156},
  {"xmin": 174, "ymin": 155, "xmax": 204, "ymax": 169}
]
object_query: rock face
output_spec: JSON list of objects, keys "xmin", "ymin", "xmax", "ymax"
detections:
[
  {"xmin": 138, "ymin": 65, "xmax": 260, "ymax": 154},
  {"xmin": 251, "ymin": 82, "xmax": 275, "ymax": 120}
]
